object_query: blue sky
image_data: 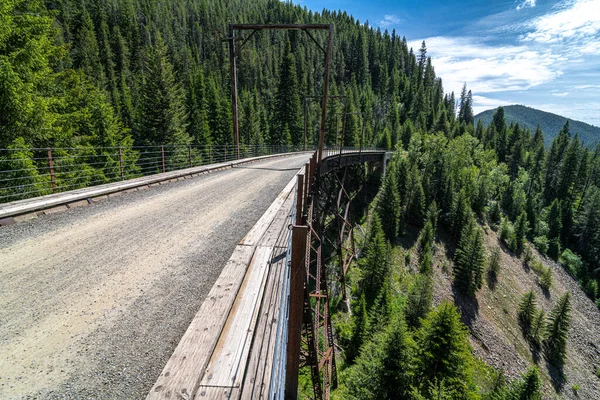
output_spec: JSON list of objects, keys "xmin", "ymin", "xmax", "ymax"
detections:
[{"xmin": 288, "ymin": 0, "xmax": 600, "ymax": 126}]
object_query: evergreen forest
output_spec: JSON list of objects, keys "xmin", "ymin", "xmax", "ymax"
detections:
[{"xmin": 1, "ymin": 0, "xmax": 599, "ymax": 398}]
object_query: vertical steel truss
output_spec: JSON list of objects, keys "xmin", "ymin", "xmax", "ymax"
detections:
[{"xmin": 298, "ymin": 163, "xmax": 361, "ymax": 400}]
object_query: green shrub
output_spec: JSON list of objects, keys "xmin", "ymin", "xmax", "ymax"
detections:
[
  {"xmin": 523, "ymin": 245, "xmax": 534, "ymax": 264},
  {"xmin": 530, "ymin": 260, "xmax": 545, "ymax": 275},
  {"xmin": 533, "ymin": 236, "xmax": 549, "ymax": 254},
  {"xmin": 488, "ymin": 247, "xmax": 501, "ymax": 278},
  {"xmin": 499, "ymin": 217, "xmax": 516, "ymax": 251},
  {"xmin": 540, "ymin": 267, "xmax": 553, "ymax": 291},
  {"xmin": 560, "ymin": 249, "xmax": 584, "ymax": 278}
]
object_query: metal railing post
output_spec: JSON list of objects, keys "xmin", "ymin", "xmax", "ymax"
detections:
[
  {"xmin": 189, "ymin": 146, "xmax": 193, "ymax": 168},
  {"xmin": 47, "ymin": 148, "xmax": 57, "ymax": 193},
  {"xmin": 161, "ymin": 146, "xmax": 166, "ymax": 173},
  {"xmin": 119, "ymin": 147, "xmax": 125, "ymax": 180}
]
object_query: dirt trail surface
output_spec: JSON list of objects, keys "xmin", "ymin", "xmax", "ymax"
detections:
[{"xmin": 0, "ymin": 153, "xmax": 309, "ymax": 399}]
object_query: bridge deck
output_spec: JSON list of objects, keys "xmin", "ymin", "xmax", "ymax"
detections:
[{"xmin": 147, "ymin": 168, "xmax": 300, "ymax": 400}]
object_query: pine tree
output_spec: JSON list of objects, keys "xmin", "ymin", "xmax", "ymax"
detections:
[
  {"xmin": 137, "ymin": 32, "xmax": 189, "ymax": 147},
  {"xmin": 514, "ymin": 211, "xmax": 530, "ymax": 254},
  {"xmin": 406, "ymin": 274, "xmax": 433, "ymax": 328},
  {"xmin": 419, "ymin": 246, "xmax": 433, "ymax": 274},
  {"xmin": 419, "ymin": 220, "xmax": 435, "ymax": 254},
  {"xmin": 376, "ymin": 169, "xmax": 401, "ymax": 241},
  {"xmin": 414, "ymin": 302, "xmax": 475, "ymax": 398},
  {"xmin": 405, "ymin": 163, "xmax": 425, "ymax": 226},
  {"xmin": 454, "ymin": 219, "xmax": 485, "ymax": 296},
  {"xmin": 360, "ymin": 213, "xmax": 391, "ymax": 304},
  {"xmin": 543, "ymin": 292, "xmax": 572, "ymax": 365},
  {"xmin": 368, "ymin": 279, "xmax": 393, "ymax": 335},
  {"xmin": 530, "ymin": 309, "xmax": 545, "ymax": 345},
  {"xmin": 518, "ymin": 290, "xmax": 537, "ymax": 333},
  {"xmin": 347, "ymin": 292, "xmax": 369, "ymax": 364},
  {"xmin": 274, "ymin": 40, "xmax": 301, "ymax": 146},
  {"xmin": 547, "ymin": 199, "xmax": 562, "ymax": 240},
  {"xmin": 450, "ymin": 189, "xmax": 472, "ymax": 240},
  {"xmin": 508, "ymin": 366, "xmax": 542, "ymax": 400}
]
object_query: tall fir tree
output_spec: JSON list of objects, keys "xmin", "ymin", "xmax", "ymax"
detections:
[
  {"xmin": 137, "ymin": 32, "xmax": 189, "ymax": 147},
  {"xmin": 543, "ymin": 292, "xmax": 572, "ymax": 365},
  {"xmin": 453, "ymin": 219, "xmax": 485, "ymax": 296}
]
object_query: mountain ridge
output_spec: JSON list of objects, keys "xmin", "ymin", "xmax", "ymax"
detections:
[{"xmin": 475, "ymin": 105, "xmax": 600, "ymax": 147}]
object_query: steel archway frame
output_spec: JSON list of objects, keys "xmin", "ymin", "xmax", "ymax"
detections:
[{"xmin": 226, "ymin": 23, "xmax": 334, "ymax": 166}]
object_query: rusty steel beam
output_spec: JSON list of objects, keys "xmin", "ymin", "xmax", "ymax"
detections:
[
  {"xmin": 286, "ymin": 225, "xmax": 308, "ymax": 400},
  {"xmin": 231, "ymin": 23, "xmax": 331, "ymax": 31},
  {"xmin": 228, "ymin": 23, "xmax": 240, "ymax": 160},
  {"xmin": 317, "ymin": 25, "xmax": 334, "ymax": 167}
]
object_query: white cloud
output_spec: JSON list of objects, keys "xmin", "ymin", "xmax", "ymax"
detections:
[
  {"xmin": 573, "ymin": 84, "xmax": 600, "ymax": 90},
  {"xmin": 516, "ymin": 0, "xmax": 536, "ymax": 11},
  {"xmin": 472, "ymin": 95, "xmax": 513, "ymax": 115},
  {"xmin": 409, "ymin": 36, "xmax": 562, "ymax": 96},
  {"xmin": 520, "ymin": 0, "xmax": 600, "ymax": 44},
  {"xmin": 379, "ymin": 15, "xmax": 401, "ymax": 27},
  {"xmin": 552, "ymin": 91, "xmax": 570, "ymax": 97}
]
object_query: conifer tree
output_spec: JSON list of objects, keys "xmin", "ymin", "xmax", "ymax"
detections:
[
  {"xmin": 508, "ymin": 366, "xmax": 542, "ymax": 400},
  {"xmin": 514, "ymin": 211, "xmax": 530, "ymax": 254},
  {"xmin": 274, "ymin": 40, "xmax": 301, "ymax": 146},
  {"xmin": 419, "ymin": 246, "xmax": 433, "ymax": 274},
  {"xmin": 137, "ymin": 33, "xmax": 189, "ymax": 147},
  {"xmin": 518, "ymin": 290, "xmax": 537, "ymax": 333},
  {"xmin": 413, "ymin": 302, "xmax": 475, "ymax": 398},
  {"xmin": 347, "ymin": 292, "xmax": 369, "ymax": 364},
  {"xmin": 488, "ymin": 247, "xmax": 501, "ymax": 282},
  {"xmin": 450, "ymin": 189, "xmax": 472, "ymax": 240},
  {"xmin": 547, "ymin": 199, "xmax": 562, "ymax": 240},
  {"xmin": 376, "ymin": 169, "xmax": 401, "ymax": 241},
  {"xmin": 530, "ymin": 309, "xmax": 545, "ymax": 345},
  {"xmin": 544, "ymin": 292, "xmax": 572, "ymax": 365},
  {"xmin": 454, "ymin": 220, "xmax": 485, "ymax": 296},
  {"xmin": 406, "ymin": 274, "xmax": 433, "ymax": 328},
  {"xmin": 360, "ymin": 213, "xmax": 391, "ymax": 304},
  {"xmin": 419, "ymin": 220, "xmax": 435, "ymax": 254}
]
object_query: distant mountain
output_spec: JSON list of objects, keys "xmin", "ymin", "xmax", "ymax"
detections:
[{"xmin": 474, "ymin": 105, "xmax": 600, "ymax": 148}]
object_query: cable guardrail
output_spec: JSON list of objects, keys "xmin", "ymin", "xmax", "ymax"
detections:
[{"xmin": 0, "ymin": 144, "xmax": 308, "ymax": 203}]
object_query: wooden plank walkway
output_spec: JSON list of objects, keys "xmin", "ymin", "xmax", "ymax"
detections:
[{"xmin": 147, "ymin": 168, "xmax": 300, "ymax": 400}]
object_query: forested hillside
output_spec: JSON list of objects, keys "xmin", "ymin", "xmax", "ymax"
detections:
[
  {"xmin": 331, "ymin": 105, "xmax": 600, "ymax": 398},
  {"xmin": 475, "ymin": 105, "xmax": 600, "ymax": 148},
  {"xmin": 1, "ymin": 0, "xmax": 451, "ymax": 152},
  {"xmin": 2, "ymin": 0, "xmax": 600, "ymax": 398}
]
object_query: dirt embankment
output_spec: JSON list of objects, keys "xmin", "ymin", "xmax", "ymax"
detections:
[{"xmin": 0, "ymin": 154, "xmax": 309, "ymax": 399}]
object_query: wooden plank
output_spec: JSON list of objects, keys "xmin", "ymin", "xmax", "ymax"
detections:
[
  {"xmin": 147, "ymin": 245, "xmax": 255, "ymax": 400},
  {"xmin": 241, "ymin": 220, "xmax": 291, "ymax": 399},
  {"xmin": 195, "ymin": 387, "xmax": 239, "ymax": 399},
  {"xmin": 257, "ymin": 193, "xmax": 294, "ymax": 248},
  {"xmin": 198, "ymin": 246, "xmax": 272, "ymax": 389},
  {"xmin": 241, "ymin": 250, "xmax": 287, "ymax": 400},
  {"xmin": 239, "ymin": 167, "xmax": 302, "ymax": 247}
]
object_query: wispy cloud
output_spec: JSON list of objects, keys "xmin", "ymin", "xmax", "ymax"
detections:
[
  {"xmin": 409, "ymin": 36, "xmax": 563, "ymax": 96},
  {"xmin": 516, "ymin": 0, "xmax": 536, "ymax": 11},
  {"xmin": 472, "ymin": 95, "xmax": 513, "ymax": 115},
  {"xmin": 573, "ymin": 84, "xmax": 600, "ymax": 90},
  {"xmin": 520, "ymin": 0, "xmax": 600, "ymax": 44},
  {"xmin": 552, "ymin": 91, "xmax": 570, "ymax": 97},
  {"xmin": 379, "ymin": 14, "xmax": 401, "ymax": 27}
]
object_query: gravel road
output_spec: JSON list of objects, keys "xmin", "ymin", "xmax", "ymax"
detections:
[{"xmin": 0, "ymin": 153, "xmax": 309, "ymax": 399}]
